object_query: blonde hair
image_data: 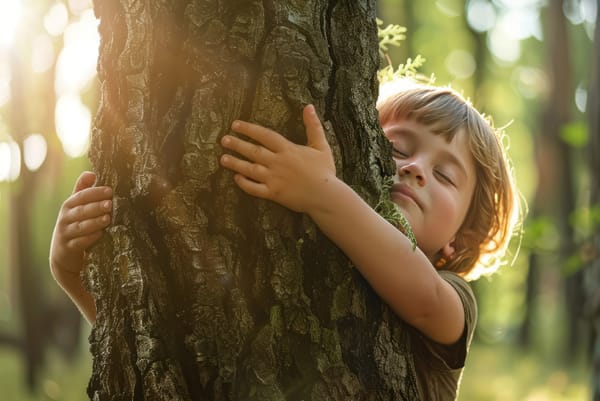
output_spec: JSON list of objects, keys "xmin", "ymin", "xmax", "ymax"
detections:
[{"xmin": 377, "ymin": 81, "xmax": 520, "ymax": 280}]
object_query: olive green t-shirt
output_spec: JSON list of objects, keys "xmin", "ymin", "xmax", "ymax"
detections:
[{"xmin": 411, "ymin": 270, "xmax": 478, "ymax": 401}]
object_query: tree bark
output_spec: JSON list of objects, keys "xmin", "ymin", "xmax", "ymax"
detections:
[{"xmin": 86, "ymin": 1, "xmax": 418, "ymax": 400}]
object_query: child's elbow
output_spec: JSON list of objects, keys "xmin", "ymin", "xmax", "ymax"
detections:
[{"xmin": 404, "ymin": 285, "xmax": 465, "ymax": 345}]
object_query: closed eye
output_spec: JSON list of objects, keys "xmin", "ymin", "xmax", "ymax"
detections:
[
  {"xmin": 392, "ymin": 149, "xmax": 408, "ymax": 158},
  {"xmin": 390, "ymin": 141, "xmax": 408, "ymax": 158},
  {"xmin": 435, "ymin": 170, "xmax": 455, "ymax": 186}
]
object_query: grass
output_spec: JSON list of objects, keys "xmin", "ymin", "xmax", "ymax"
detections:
[
  {"xmin": 0, "ymin": 334, "xmax": 91, "ymax": 401},
  {"xmin": 460, "ymin": 341, "xmax": 590, "ymax": 401}
]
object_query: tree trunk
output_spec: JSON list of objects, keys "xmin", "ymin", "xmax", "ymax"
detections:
[
  {"xmin": 545, "ymin": 0, "xmax": 581, "ymax": 359},
  {"xmin": 5, "ymin": 10, "xmax": 83, "ymax": 390},
  {"xmin": 585, "ymin": 0, "xmax": 600, "ymax": 398},
  {"xmin": 524, "ymin": 0, "xmax": 579, "ymax": 355},
  {"xmin": 86, "ymin": 1, "xmax": 419, "ymax": 400},
  {"xmin": 8, "ymin": 24, "xmax": 47, "ymax": 391},
  {"xmin": 463, "ymin": 1, "xmax": 488, "ymax": 105}
]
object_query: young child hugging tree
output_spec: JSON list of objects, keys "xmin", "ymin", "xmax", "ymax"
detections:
[
  {"xmin": 50, "ymin": 81, "xmax": 520, "ymax": 401},
  {"xmin": 218, "ymin": 82, "xmax": 520, "ymax": 400}
]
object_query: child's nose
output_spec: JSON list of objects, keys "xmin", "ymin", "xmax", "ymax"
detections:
[{"xmin": 398, "ymin": 162, "xmax": 426, "ymax": 186}]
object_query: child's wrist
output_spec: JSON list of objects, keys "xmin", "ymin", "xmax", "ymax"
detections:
[
  {"xmin": 51, "ymin": 265, "xmax": 85, "ymax": 293},
  {"xmin": 50, "ymin": 256, "xmax": 82, "ymax": 278},
  {"xmin": 306, "ymin": 175, "xmax": 346, "ymax": 220}
]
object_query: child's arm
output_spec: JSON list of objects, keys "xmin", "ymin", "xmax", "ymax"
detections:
[
  {"xmin": 220, "ymin": 105, "xmax": 465, "ymax": 345},
  {"xmin": 49, "ymin": 171, "xmax": 112, "ymax": 325}
]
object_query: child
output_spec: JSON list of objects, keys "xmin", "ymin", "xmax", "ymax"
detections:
[
  {"xmin": 50, "ymin": 81, "xmax": 519, "ymax": 400},
  {"xmin": 49, "ymin": 171, "xmax": 112, "ymax": 324},
  {"xmin": 219, "ymin": 82, "xmax": 519, "ymax": 400}
]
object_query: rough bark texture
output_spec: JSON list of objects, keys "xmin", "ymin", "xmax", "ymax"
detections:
[{"xmin": 86, "ymin": 1, "xmax": 418, "ymax": 400}]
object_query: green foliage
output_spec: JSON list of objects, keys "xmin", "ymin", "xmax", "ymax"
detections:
[
  {"xmin": 394, "ymin": 205, "xmax": 417, "ymax": 251},
  {"xmin": 560, "ymin": 121, "xmax": 588, "ymax": 148},
  {"xmin": 563, "ymin": 253, "xmax": 583, "ymax": 276},
  {"xmin": 523, "ymin": 216, "xmax": 560, "ymax": 252},
  {"xmin": 377, "ymin": 18, "xmax": 406, "ymax": 54},
  {"xmin": 563, "ymin": 204, "xmax": 600, "ymax": 275},
  {"xmin": 521, "ymin": 205, "xmax": 600, "ymax": 276},
  {"xmin": 377, "ymin": 177, "xmax": 417, "ymax": 250},
  {"xmin": 570, "ymin": 204, "xmax": 600, "ymax": 237},
  {"xmin": 376, "ymin": 19, "xmax": 430, "ymax": 84},
  {"xmin": 378, "ymin": 55, "xmax": 429, "ymax": 84}
]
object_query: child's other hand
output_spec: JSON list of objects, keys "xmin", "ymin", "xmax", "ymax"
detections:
[
  {"xmin": 50, "ymin": 171, "xmax": 112, "ymax": 277},
  {"xmin": 220, "ymin": 104, "xmax": 336, "ymax": 214}
]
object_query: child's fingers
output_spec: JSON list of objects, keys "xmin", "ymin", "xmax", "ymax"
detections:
[
  {"xmin": 64, "ymin": 214, "xmax": 111, "ymax": 241},
  {"xmin": 230, "ymin": 121, "xmax": 287, "ymax": 152},
  {"xmin": 232, "ymin": 174, "xmax": 271, "ymax": 200},
  {"xmin": 64, "ymin": 186, "xmax": 112, "ymax": 209},
  {"xmin": 220, "ymin": 154, "xmax": 269, "ymax": 183},
  {"xmin": 303, "ymin": 105, "xmax": 331, "ymax": 152},
  {"xmin": 221, "ymin": 135, "xmax": 274, "ymax": 164},
  {"xmin": 62, "ymin": 198, "xmax": 112, "ymax": 225},
  {"xmin": 72, "ymin": 171, "xmax": 97, "ymax": 193},
  {"xmin": 66, "ymin": 231, "xmax": 104, "ymax": 252}
]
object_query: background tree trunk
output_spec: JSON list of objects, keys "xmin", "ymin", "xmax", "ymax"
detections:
[
  {"xmin": 3, "ymin": 13, "xmax": 84, "ymax": 392},
  {"xmin": 585, "ymin": 0, "xmax": 600, "ymax": 398},
  {"xmin": 8, "ymin": 24, "xmax": 48, "ymax": 391},
  {"xmin": 521, "ymin": 0, "xmax": 580, "ymax": 355},
  {"xmin": 86, "ymin": 1, "xmax": 419, "ymax": 400}
]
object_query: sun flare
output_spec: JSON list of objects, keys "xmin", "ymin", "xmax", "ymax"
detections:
[{"xmin": 0, "ymin": 0, "xmax": 22, "ymax": 48}]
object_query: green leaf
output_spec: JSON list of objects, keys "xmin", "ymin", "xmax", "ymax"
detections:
[
  {"xmin": 377, "ymin": 55, "xmax": 429, "ymax": 83},
  {"xmin": 562, "ymin": 253, "xmax": 583, "ymax": 276},
  {"xmin": 560, "ymin": 121, "xmax": 588, "ymax": 148},
  {"xmin": 377, "ymin": 19, "xmax": 407, "ymax": 53}
]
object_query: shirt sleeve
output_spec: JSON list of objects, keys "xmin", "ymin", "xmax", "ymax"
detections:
[{"xmin": 415, "ymin": 270, "xmax": 478, "ymax": 370}]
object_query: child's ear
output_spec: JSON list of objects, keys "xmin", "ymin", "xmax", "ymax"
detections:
[
  {"xmin": 441, "ymin": 242, "xmax": 456, "ymax": 259},
  {"xmin": 434, "ymin": 241, "xmax": 456, "ymax": 268}
]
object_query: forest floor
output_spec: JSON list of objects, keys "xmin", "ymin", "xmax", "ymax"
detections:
[
  {"xmin": 461, "ymin": 341, "xmax": 590, "ymax": 401},
  {"xmin": 0, "ymin": 332, "xmax": 590, "ymax": 401}
]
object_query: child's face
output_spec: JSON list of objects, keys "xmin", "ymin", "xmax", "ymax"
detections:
[{"xmin": 382, "ymin": 118, "xmax": 477, "ymax": 262}]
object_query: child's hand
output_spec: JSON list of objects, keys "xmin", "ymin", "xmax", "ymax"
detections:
[
  {"xmin": 220, "ymin": 104, "xmax": 336, "ymax": 214},
  {"xmin": 50, "ymin": 171, "xmax": 112, "ymax": 277}
]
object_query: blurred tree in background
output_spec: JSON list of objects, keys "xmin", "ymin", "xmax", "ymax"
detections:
[
  {"xmin": 0, "ymin": 0, "xmax": 98, "ymax": 393},
  {"xmin": 585, "ymin": 1, "xmax": 600, "ymax": 400},
  {"xmin": 0, "ymin": 0, "xmax": 597, "ymax": 400}
]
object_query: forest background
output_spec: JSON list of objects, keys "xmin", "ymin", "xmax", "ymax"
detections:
[{"xmin": 0, "ymin": 0, "xmax": 597, "ymax": 400}]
